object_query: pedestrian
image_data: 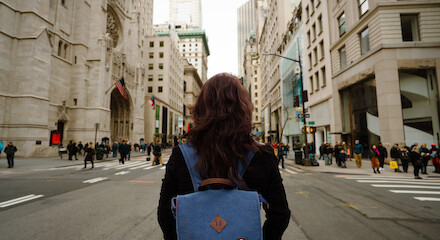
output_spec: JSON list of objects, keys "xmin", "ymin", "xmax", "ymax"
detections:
[
  {"xmin": 390, "ymin": 143, "xmax": 402, "ymax": 172},
  {"xmin": 325, "ymin": 143, "xmax": 333, "ymax": 165},
  {"xmin": 339, "ymin": 149, "xmax": 347, "ymax": 168},
  {"xmin": 77, "ymin": 141, "xmax": 83, "ymax": 156},
  {"xmin": 67, "ymin": 140, "xmax": 73, "ymax": 160},
  {"xmin": 430, "ymin": 144, "xmax": 439, "ymax": 173},
  {"xmin": 83, "ymin": 142, "xmax": 95, "ymax": 169},
  {"xmin": 68, "ymin": 141, "xmax": 78, "ymax": 160},
  {"xmin": 147, "ymin": 142, "xmax": 153, "ymax": 156},
  {"xmin": 420, "ymin": 144, "xmax": 431, "ymax": 174},
  {"xmin": 377, "ymin": 143, "xmax": 387, "ymax": 170},
  {"xmin": 353, "ymin": 140, "xmax": 363, "ymax": 168},
  {"xmin": 152, "ymin": 141, "xmax": 164, "ymax": 166},
  {"xmin": 278, "ymin": 142, "xmax": 286, "ymax": 169},
  {"xmin": 134, "ymin": 143, "xmax": 139, "ymax": 152},
  {"xmin": 410, "ymin": 143, "xmax": 418, "ymax": 151},
  {"xmin": 4, "ymin": 142, "xmax": 17, "ymax": 168},
  {"xmin": 400, "ymin": 146, "xmax": 410, "ymax": 173},
  {"xmin": 118, "ymin": 140, "xmax": 127, "ymax": 164},
  {"xmin": 58, "ymin": 144, "xmax": 67, "ymax": 159},
  {"xmin": 410, "ymin": 146, "xmax": 423, "ymax": 179},
  {"xmin": 334, "ymin": 141, "xmax": 342, "ymax": 167},
  {"xmin": 0, "ymin": 141, "xmax": 4, "ymax": 159},
  {"xmin": 369, "ymin": 145, "xmax": 381, "ymax": 174},
  {"xmin": 126, "ymin": 142, "xmax": 132, "ymax": 161},
  {"xmin": 319, "ymin": 143, "xmax": 325, "ymax": 160},
  {"xmin": 105, "ymin": 142, "xmax": 111, "ymax": 158},
  {"xmin": 158, "ymin": 73, "xmax": 290, "ymax": 239},
  {"xmin": 112, "ymin": 141, "xmax": 118, "ymax": 158}
]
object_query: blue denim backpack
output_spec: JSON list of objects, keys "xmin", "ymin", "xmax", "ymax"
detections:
[{"xmin": 172, "ymin": 143, "xmax": 266, "ymax": 240}]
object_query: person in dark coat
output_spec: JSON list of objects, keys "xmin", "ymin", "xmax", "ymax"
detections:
[
  {"xmin": 126, "ymin": 142, "xmax": 132, "ymax": 161},
  {"xmin": 4, "ymin": 142, "xmax": 17, "ymax": 168},
  {"xmin": 68, "ymin": 141, "xmax": 78, "ymax": 160},
  {"xmin": 152, "ymin": 141, "xmax": 163, "ymax": 166},
  {"xmin": 158, "ymin": 73, "xmax": 290, "ymax": 239},
  {"xmin": 419, "ymin": 144, "xmax": 431, "ymax": 174},
  {"xmin": 83, "ymin": 142, "xmax": 95, "ymax": 169},
  {"xmin": 118, "ymin": 140, "xmax": 127, "ymax": 164},
  {"xmin": 410, "ymin": 146, "xmax": 423, "ymax": 179},
  {"xmin": 319, "ymin": 143, "xmax": 325, "ymax": 160},
  {"xmin": 77, "ymin": 141, "xmax": 84, "ymax": 156},
  {"xmin": 112, "ymin": 142, "xmax": 118, "ymax": 158},
  {"xmin": 390, "ymin": 143, "xmax": 402, "ymax": 172},
  {"xmin": 324, "ymin": 143, "xmax": 333, "ymax": 165},
  {"xmin": 377, "ymin": 143, "xmax": 388, "ymax": 170},
  {"xmin": 399, "ymin": 146, "xmax": 410, "ymax": 173},
  {"xmin": 334, "ymin": 141, "xmax": 342, "ymax": 167},
  {"xmin": 431, "ymin": 144, "xmax": 440, "ymax": 173},
  {"xmin": 147, "ymin": 142, "xmax": 153, "ymax": 156}
]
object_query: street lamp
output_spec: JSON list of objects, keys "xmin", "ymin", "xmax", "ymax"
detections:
[{"xmin": 262, "ymin": 51, "xmax": 311, "ymax": 166}]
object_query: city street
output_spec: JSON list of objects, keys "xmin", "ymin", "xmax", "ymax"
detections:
[{"xmin": 1, "ymin": 153, "xmax": 439, "ymax": 240}]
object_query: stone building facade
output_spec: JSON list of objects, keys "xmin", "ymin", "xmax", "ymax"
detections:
[
  {"xmin": 328, "ymin": 0, "xmax": 440, "ymax": 153},
  {"xmin": 144, "ymin": 33, "xmax": 184, "ymax": 144},
  {"xmin": 183, "ymin": 60, "xmax": 202, "ymax": 134},
  {"xmin": 0, "ymin": 0, "xmax": 153, "ymax": 157}
]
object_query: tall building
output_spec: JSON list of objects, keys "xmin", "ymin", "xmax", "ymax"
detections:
[
  {"xmin": 145, "ymin": 32, "xmax": 184, "ymax": 144},
  {"xmin": 237, "ymin": 0, "xmax": 257, "ymax": 77},
  {"xmin": 259, "ymin": 0, "xmax": 297, "ymax": 143},
  {"xmin": 177, "ymin": 29, "xmax": 210, "ymax": 83},
  {"xmin": 169, "ymin": 0, "xmax": 202, "ymax": 28},
  {"xmin": 183, "ymin": 60, "xmax": 202, "ymax": 134},
  {"xmin": 302, "ymin": 0, "xmax": 335, "ymax": 149},
  {"xmin": 0, "ymin": 0, "xmax": 153, "ymax": 157},
  {"xmin": 328, "ymin": 0, "xmax": 440, "ymax": 152},
  {"xmin": 243, "ymin": 33, "xmax": 262, "ymax": 137}
]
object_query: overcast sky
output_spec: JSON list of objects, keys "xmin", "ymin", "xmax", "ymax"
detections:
[{"xmin": 153, "ymin": 0, "xmax": 249, "ymax": 78}]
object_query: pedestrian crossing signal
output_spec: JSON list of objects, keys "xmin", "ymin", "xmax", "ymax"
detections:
[{"xmin": 308, "ymin": 127, "xmax": 316, "ymax": 133}]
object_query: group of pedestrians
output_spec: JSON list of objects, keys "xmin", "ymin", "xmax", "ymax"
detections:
[{"xmin": 319, "ymin": 141, "xmax": 349, "ymax": 167}]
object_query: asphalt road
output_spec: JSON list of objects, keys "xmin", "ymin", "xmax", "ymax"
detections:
[{"xmin": 0, "ymin": 154, "xmax": 439, "ymax": 240}]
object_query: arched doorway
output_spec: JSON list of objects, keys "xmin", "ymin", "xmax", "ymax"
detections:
[{"xmin": 110, "ymin": 88, "xmax": 132, "ymax": 142}]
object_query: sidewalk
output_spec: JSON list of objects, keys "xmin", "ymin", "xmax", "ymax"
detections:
[
  {"xmin": 285, "ymin": 153, "xmax": 440, "ymax": 178},
  {"xmin": 0, "ymin": 149, "xmax": 172, "ymax": 174}
]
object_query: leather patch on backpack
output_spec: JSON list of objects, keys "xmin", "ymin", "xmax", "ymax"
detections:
[{"xmin": 210, "ymin": 215, "xmax": 227, "ymax": 233}]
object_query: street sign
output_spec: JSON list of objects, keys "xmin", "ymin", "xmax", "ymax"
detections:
[
  {"xmin": 308, "ymin": 121, "xmax": 315, "ymax": 125},
  {"xmin": 297, "ymin": 113, "xmax": 310, "ymax": 119}
]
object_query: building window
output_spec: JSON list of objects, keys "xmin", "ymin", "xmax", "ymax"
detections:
[
  {"xmin": 338, "ymin": 13, "xmax": 346, "ymax": 36},
  {"xmin": 148, "ymin": 75, "xmax": 153, "ymax": 81},
  {"xmin": 339, "ymin": 46, "xmax": 346, "ymax": 68},
  {"xmin": 148, "ymin": 64, "xmax": 153, "ymax": 70},
  {"xmin": 158, "ymin": 75, "xmax": 163, "ymax": 81},
  {"xmin": 309, "ymin": 76, "xmax": 314, "ymax": 93},
  {"xmin": 400, "ymin": 14, "xmax": 419, "ymax": 42},
  {"xmin": 315, "ymin": 72, "xmax": 320, "ymax": 90},
  {"xmin": 255, "ymin": 92, "xmax": 258, "ymax": 97},
  {"xmin": 149, "ymin": 41, "xmax": 154, "ymax": 47},
  {"xmin": 313, "ymin": 47, "xmax": 318, "ymax": 65},
  {"xmin": 158, "ymin": 86, "xmax": 163, "ymax": 92},
  {"xmin": 318, "ymin": 15, "xmax": 323, "ymax": 34},
  {"xmin": 360, "ymin": 27, "xmax": 370, "ymax": 55},
  {"xmin": 159, "ymin": 52, "xmax": 164, "ymax": 58},
  {"xmin": 57, "ymin": 41, "xmax": 63, "ymax": 57},
  {"xmin": 319, "ymin": 40, "xmax": 324, "ymax": 60},
  {"xmin": 148, "ymin": 86, "xmax": 153, "ymax": 93},
  {"xmin": 321, "ymin": 67, "xmax": 326, "ymax": 86},
  {"xmin": 184, "ymin": 81, "xmax": 187, "ymax": 91},
  {"xmin": 305, "ymin": 6, "xmax": 309, "ymax": 20},
  {"xmin": 160, "ymin": 41, "xmax": 164, "ymax": 47},
  {"xmin": 359, "ymin": 0, "xmax": 369, "ymax": 17},
  {"xmin": 255, "ymin": 85, "xmax": 258, "ymax": 90},
  {"xmin": 307, "ymin": 31, "xmax": 311, "ymax": 46},
  {"xmin": 61, "ymin": 0, "xmax": 66, "ymax": 6},
  {"xmin": 308, "ymin": 53, "xmax": 312, "ymax": 68},
  {"xmin": 149, "ymin": 52, "xmax": 154, "ymax": 59},
  {"xmin": 312, "ymin": 23, "xmax": 316, "ymax": 41},
  {"xmin": 159, "ymin": 63, "xmax": 164, "ymax": 69}
]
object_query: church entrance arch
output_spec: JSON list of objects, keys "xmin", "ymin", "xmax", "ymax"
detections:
[{"xmin": 110, "ymin": 88, "xmax": 132, "ymax": 142}]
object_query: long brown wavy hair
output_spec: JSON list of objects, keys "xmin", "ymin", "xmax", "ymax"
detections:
[{"xmin": 187, "ymin": 73, "xmax": 259, "ymax": 179}]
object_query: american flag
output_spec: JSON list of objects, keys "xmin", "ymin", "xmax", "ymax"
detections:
[{"xmin": 115, "ymin": 78, "xmax": 127, "ymax": 99}]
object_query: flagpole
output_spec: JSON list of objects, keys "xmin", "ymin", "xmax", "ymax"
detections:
[{"xmin": 105, "ymin": 78, "xmax": 121, "ymax": 94}]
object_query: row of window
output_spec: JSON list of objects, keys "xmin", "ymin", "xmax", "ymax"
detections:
[
  {"xmin": 309, "ymin": 66, "xmax": 327, "ymax": 93},
  {"xmin": 304, "ymin": 0, "xmax": 322, "ymax": 22},
  {"xmin": 148, "ymin": 75, "xmax": 163, "ymax": 81},
  {"xmin": 149, "ymin": 41, "xmax": 164, "ymax": 48},
  {"xmin": 148, "ymin": 63, "xmax": 164, "ymax": 70},
  {"xmin": 147, "ymin": 86, "xmax": 162, "ymax": 93},
  {"xmin": 308, "ymin": 40, "xmax": 325, "ymax": 68},
  {"xmin": 307, "ymin": 15, "xmax": 323, "ymax": 46},
  {"xmin": 338, "ymin": 0, "xmax": 369, "ymax": 37},
  {"xmin": 149, "ymin": 52, "xmax": 164, "ymax": 59},
  {"xmin": 338, "ymin": 27, "xmax": 370, "ymax": 69}
]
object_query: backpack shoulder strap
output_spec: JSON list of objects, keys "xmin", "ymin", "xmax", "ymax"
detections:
[{"xmin": 179, "ymin": 143, "xmax": 257, "ymax": 192}]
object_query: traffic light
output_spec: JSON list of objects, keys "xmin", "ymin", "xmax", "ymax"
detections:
[{"xmin": 309, "ymin": 127, "xmax": 316, "ymax": 133}]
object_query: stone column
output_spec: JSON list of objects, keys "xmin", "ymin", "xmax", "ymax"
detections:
[{"xmin": 374, "ymin": 58, "xmax": 405, "ymax": 156}]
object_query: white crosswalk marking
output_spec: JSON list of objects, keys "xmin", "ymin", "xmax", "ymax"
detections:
[
  {"xmin": 114, "ymin": 162, "xmax": 146, "ymax": 170},
  {"xmin": 144, "ymin": 166, "xmax": 157, "ymax": 170},
  {"xmin": 343, "ymin": 175, "xmax": 440, "ymax": 202},
  {"xmin": 283, "ymin": 168, "xmax": 297, "ymax": 175},
  {"xmin": 414, "ymin": 197, "xmax": 440, "ymax": 201},
  {"xmin": 160, "ymin": 166, "xmax": 166, "ymax": 170},
  {"xmin": 0, "ymin": 194, "xmax": 44, "ymax": 208},
  {"xmin": 83, "ymin": 177, "xmax": 108, "ymax": 183},
  {"xmin": 129, "ymin": 163, "xmax": 150, "ymax": 170},
  {"xmin": 115, "ymin": 171, "xmax": 130, "ymax": 175}
]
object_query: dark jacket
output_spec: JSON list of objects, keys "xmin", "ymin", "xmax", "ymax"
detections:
[
  {"xmin": 158, "ymin": 145, "xmax": 291, "ymax": 240},
  {"xmin": 334, "ymin": 144, "xmax": 342, "ymax": 157},
  {"xmin": 354, "ymin": 144, "xmax": 363, "ymax": 154},
  {"xmin": 118, "ymin": 143, "xmax": 128, "ymax": 155},
  {"xmin": 153, "ymin": 144, "xmax": 162, "ymax": 157},
  {"xmin": 377, "ymin": 145, "xmax": 388, "ymax": 159},
  {"xmin": 410, "ymin": 150, "xmax": 421, "ymax": 166},
  {"xmin": 319, "ymin": 144, "xmax": 325, "ymax": 155},
  {"xmin": 324, "ymin": 145, "xmax": 333, "ymax": 154},
  {"xmin": 4, "ymin": 145, "xmax": 17, "ymax": 155},
  {"xmin": 369, "ymin": 148, "xmax": 380, "ymax": 158},
  {"xmin": 390, "ymin": 147, "xmax": 400, "ymax": 159},
  {"xmin": 85, "ymin": 147, "xmax": 95, "ymax": 161}
]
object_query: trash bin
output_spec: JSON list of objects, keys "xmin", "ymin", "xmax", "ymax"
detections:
[{"xmin": 294, "ymin": 150, "xmax": 303, "ymax": 165}]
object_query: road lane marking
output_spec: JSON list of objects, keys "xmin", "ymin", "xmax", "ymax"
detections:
[
  {"xmin": 160, "ymin": 166, "xmax": 166, "ymax": 170},
  {"xmin": 357, "ymin": 180, "xmax": 440, "ymax": 185},
  {"xmin": 371, "ymin": 185, "xmax": 440, "ymax": 189},
  {"xmin": 389, "ymin": 190, "xmax": 440, "ymax": 194},
  {"xmin": 128, "ymin": 180, "xmax": 154, "ymax": 183},
  {"xmin": 115, "ymin": 171, "xmax": 130, "ymax": 175},
  {"xmin": 283, "ymin": 169, "xmax": 297, "ymax": 175},
  {"xmin": 0, "ymin": 194, "xmax": 44, "ymax": 208},
  {"xmin": 288, "ymin": 166, "xmax": 304, "ymax": 172},
  {"xmin": 83, "ymin": 177, "xmax": 108, "ymax": 183},
  {"xmin": 114, "ymin": 162, "xmax": 146, "ymax": 169},
  {"xmin": 414, "ymin": 197, "xmax": 440, "ymax": 202},
  {"xmin": 144, "ymin": 166, "xmax": 159, "ymax": 170},
  {"xmin": 129, "ymin": 164, "xmax": 150, "ymax": 170},
  {"xmin": 103, "ymin": 162, "xmax": 139, "ymax": 170}
]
